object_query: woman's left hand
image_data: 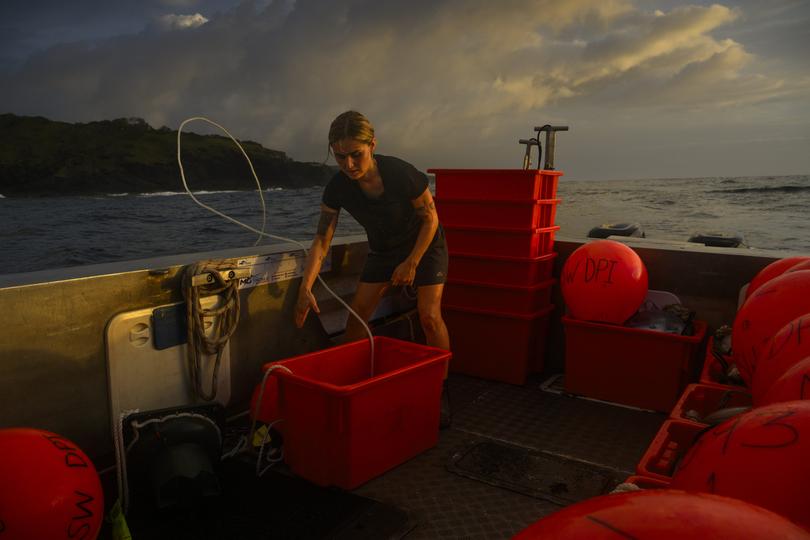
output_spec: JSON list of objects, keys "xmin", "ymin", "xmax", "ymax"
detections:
[{"xmin": 391, "ymin": 258, "xmax": 418, "ymax": 286}]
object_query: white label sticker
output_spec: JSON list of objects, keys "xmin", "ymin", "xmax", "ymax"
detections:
[{"xmin": 235, "ymin": 249, "xmax": 331, "ymax": 290}]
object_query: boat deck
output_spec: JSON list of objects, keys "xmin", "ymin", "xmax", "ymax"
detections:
[
  {"xmin": 118, "ymin": 366, "xmax": 670, "ymax": 540},
  {"xmin": 348, "ymin": 373, "xmax": 664, "ymax": 538}
]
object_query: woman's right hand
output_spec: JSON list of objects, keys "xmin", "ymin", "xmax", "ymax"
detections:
[{"xmin": 294, "ymin": 288, "xmax": 320, "ymax": 328}]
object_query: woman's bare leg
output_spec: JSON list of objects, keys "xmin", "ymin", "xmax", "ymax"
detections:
[
  {"xmin": 417, "ymin": 283, "xmax": 452, "ymax": 427},
  {"xmin": 343, "ymin": 281, "xmax": 389, "ymax": 343},
  {"xmin": 417, "ymin": 283, "xmax": 449, "ymax": 350}
]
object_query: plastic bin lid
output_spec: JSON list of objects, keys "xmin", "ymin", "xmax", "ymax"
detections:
[
  {"xmin": 443, "ymin": 224, "xmax": 560, "ymax": 234},
  {"xmin": 427, "ymin": 168, "xmax": 563, "ymax": 176},
  {"xmin": 436, "ymin": 197, "xmax": 561, "ymax": 205}
]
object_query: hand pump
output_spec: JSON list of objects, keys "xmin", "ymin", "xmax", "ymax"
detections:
[{"xmin": 519, "ymin": 124, "xmax": 569, "ymax": 170}]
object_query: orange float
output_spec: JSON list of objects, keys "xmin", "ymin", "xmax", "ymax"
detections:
[
  {"xmin": 751, "ymin": 314, "xmax": 810, "ymax": 401},
  {"xmin": 745, "ymin": 256, "xmax": 810, "ymax": 301},
  {"xmin": 0, "ymin": 428, "xmax": 104, "ymax": 540},
  {"xmin": 560, "ymin": 240, "xmax": 648, "ymax": 324},
  {"xmin": 732, "ymin": 270, "xmax": 810, "ymax": 384},
  {"xmin": 670, "ymin": 400, "xmax": 810, "ymax": 531},
  {"xmin": 759, "ymin": 356, "xmax": 810, "ymax": 406},
  {"xmin": 512, "ymin": 489, "xmax": 810, "ymax": 539}
]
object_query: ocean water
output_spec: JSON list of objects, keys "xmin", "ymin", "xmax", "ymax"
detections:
[
  {"xmin": 555, "ymin": 175, "xmax": 810, "ymax": 250},
  {"xmin": 1, "ymin": 175, "xmax": 808, "ymax": 276}
]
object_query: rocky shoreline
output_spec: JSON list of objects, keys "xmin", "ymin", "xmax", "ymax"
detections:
[{"xmin": 0, "ymin": 114, "xmax": 335, "ymax": 197}]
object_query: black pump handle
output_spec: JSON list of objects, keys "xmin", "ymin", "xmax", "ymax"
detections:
[
  {"xmin": 518, "ymin": 137, "xmax": 541, "ymax": 170},
  {"xmin": 534, "ymin": 125, "xmax": 569, "ymax": 132},
  {"xmin": 533, "ymin": 125, "xmax": 569, "ymax": 170}
]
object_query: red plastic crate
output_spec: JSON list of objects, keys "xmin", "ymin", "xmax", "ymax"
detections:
[
  {"xmin": 563, "ymin": 317, "xmax": 708, "ymax": 412},
  {"xmin": 428, "ymin": 168, "xmax": 562, "ymax": 201},
  {"xmin": 699, "ymin": 337, "xmax": 724, "ymax": 384},
  {"xmin": 444, "ymin": 224, "xmax": 559, "ymax": 258},
  {"xmin": 636, "ymin": 419, "xmax": 706, "ymax": 482},
  {"xmin": 670, "ymin": 383, "xmax": 752, "ymax": 425},
  {"xmin": 443, "ymin": 304, "xmax": 553, "ymax": 384},
  {"xmin": 260, "ymin": 336, "xmax": 450, "ymax": 489},
  {"xmin": 436, "ymin": 197, "xmax": 560, "ymax": 229},
  {"xmin": 698, "ymin": 336, "xmax": 744, "ymax": 390},
  {"xmin": 442, "ymin": 278, "xmax": 555, "ymax": 314},
  {"xmin": 448, "ymin": 251, "xmax": 557, "ymax": 287}
]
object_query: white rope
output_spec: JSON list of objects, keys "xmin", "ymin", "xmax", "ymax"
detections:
[
  {"xmin": 221, "ymin": 435, "xmax": 247, "ymax": 460},
  {"xmin": 126, "ymin": 411, "xmax": 223, "ymax": 453},
  {"xmin": 176, "ymin": 117, "xmax": 375, "ymax": 370},
  {"xmin": 114, "ymin": 408, "xmax": 139, "ymax": 515},
  {"xmin": 219, "ymin": 409, "xmax": 253, "ymax": 459},
  {"xmin": 257, "ymin": 419, "xmax": 286, "ymax": 477},
  {"xmin": 177, "ymin": 117, "xmax": 267, "ymax": 247},
  {"xmin": 247, "ymin": 365, "xmax": 293, "ymax": 477},
  {"xmin": 248, "ymin": 364, "xmax": 292, "ymax": 449}
]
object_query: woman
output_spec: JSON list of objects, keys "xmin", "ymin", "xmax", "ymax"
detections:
[{"xmin": 294, "ymin": 110, "xmax": 450, "ymax": 354}]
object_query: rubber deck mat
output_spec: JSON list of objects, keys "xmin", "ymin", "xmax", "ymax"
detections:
[
  {"xmin": 122, "ymin": 458, "xmax": 414, "ymax": 540},
  {"xmin": 446, "ymin": 438, "xmax": 621, "ymax": 505},
  {"xmin": 354, "ymin": 374, "xmax": 665, "ymax": 538}
]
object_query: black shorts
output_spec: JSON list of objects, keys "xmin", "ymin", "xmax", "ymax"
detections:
[{"xmin": 361, "ymin": 227, "xmax": 449, "ymax": 286}]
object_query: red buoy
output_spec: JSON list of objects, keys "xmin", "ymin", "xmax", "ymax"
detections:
[
  {"xmin": 759, "ymin": 356, "xmax": 810, "ymax": 406},
  {"xmin": 732, "ymin": 270, "xmax": 810, "ymax": 384},
  {"xmin": 0, "ymin": 428, "xmax": 104, "ymax": 540},
  {"xmin": 786, "ymin": 260, "xmax": 810, "ymax": 275},
  {"xmin": 670, "ymin": 400, "xmax": 810, "ymax": 531},
  {"xmin": 745, "ymin": 256, "xmax": 810, "ymax": 301},
  {"xmin": 751, "ymin": 314, "xmax": 810, "ymax": 401},
  {"xmin": 560, "ymin": 240, "xmax": 648, "ymax": 324},
  {"xmin": 512, "ymin": 489, "xmax": 810, "ymax": 539}
]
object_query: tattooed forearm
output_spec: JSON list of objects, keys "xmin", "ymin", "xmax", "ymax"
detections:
[
  {"xmin": 414, "ymin": 201, "xmax": 436, "ymax": 220},
  {"xmin": 316, "ymin": 211, "xmax": 336, "ymax": 236}
]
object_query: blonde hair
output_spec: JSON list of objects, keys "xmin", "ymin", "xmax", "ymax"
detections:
[{"xmin": 328, "ymin": 111, "xmax": 375, "ymax": 148}]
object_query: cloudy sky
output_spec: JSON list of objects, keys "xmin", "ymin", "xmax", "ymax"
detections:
[{"xmin": 1, "ymin": 0, "xmax": 808, "ymax": 180}]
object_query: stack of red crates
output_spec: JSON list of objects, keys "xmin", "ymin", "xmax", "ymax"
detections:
[{"xmin": 428, "ymin": 168, "xmax": 562, "ymax": 384}]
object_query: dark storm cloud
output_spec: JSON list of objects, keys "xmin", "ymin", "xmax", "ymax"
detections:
[
  {"xmin": 0, "ymin": 0, "xmax": 807, "ymax": 179},
  {"xmin": 0, "ymin": 0, "xmax": 242, "ymax": 71}
]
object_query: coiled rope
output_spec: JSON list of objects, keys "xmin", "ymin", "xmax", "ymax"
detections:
[{"xmin": 182, "ymin": 261, "xmax": 241, "ymax": 401}]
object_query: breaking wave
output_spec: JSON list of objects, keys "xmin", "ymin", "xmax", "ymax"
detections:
[{"xmin": 709, "ymin": 185, "xmax": 810, "ymax": 195}]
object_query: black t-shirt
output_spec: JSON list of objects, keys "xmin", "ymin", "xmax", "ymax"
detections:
[{"xmin": 322, "ymin": 154, "xmax": 429, "ymax": 252}]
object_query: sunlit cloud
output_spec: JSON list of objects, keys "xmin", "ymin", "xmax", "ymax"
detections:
[
  {"xmin": 155, "ymin": 13, "xmax": 209, "ymax": 31},
  {"xmin": 0, "ymin": 0, "xmax": 807, "ymax": 177}
]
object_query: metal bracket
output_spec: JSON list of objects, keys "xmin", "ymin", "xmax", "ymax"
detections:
[{"xmin": 190, "ymin": 268, "xmax": 251, "ymax": 287}]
